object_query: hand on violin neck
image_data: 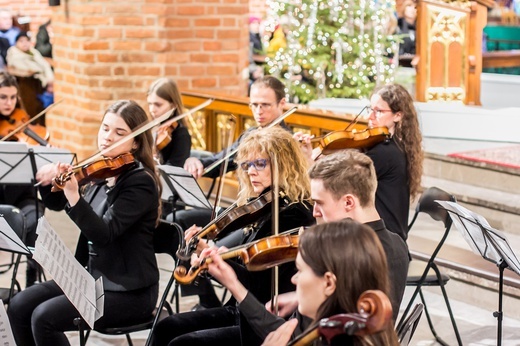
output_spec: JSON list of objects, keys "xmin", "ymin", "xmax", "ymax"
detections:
[
  {"xmin": 265, "ymin": 291, "xmax": 298, "ymax": 317},
  {"xmin": 204, "ymin": 247, "xmax": 248, "ymax": 303},
  {"xmin": 36, "ymin": 162, "xmax": 61, "ymax": 186}
]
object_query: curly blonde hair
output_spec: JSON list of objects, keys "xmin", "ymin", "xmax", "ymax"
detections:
[
  {"xmin": 235, "ymin": 127, "xmax": 310, "ymax": 206},
  {"xmin": 372, "ymin": 84, "xmax": 423, "ymax": 198}
]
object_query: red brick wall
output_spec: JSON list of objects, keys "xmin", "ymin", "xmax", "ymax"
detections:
[
  {"xmin": 6, "ymin": 0, "xmax": 250, "ymax": 160},
  {"xmin": 249, "ymin": 0, "xmax": 267, "ymax": 19}
]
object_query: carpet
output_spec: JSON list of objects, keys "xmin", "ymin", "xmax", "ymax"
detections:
[{"xmin": 448, "ymin": 145, "xmax": 520, "ymax": 170}]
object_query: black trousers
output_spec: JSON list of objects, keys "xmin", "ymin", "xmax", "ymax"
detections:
[
  {"xmin": 153, "ymin": 305, "xmax": 263, "ymax": 346},
  {"xmin": 8, "ymin": 280, "xmax": 158, "ymax": 346}
]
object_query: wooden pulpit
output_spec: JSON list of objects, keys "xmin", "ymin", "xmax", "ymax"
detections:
[{"xmin": 415, "ymin": 0, "xmax": 493, "ymax": 105}]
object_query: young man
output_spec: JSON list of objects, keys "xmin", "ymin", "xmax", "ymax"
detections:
[{"xmin": 268, "ymin": 150, "xmax": 409, "ymax": 322}]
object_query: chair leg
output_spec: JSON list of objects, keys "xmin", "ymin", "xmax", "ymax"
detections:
[
  {"xmin": 125, "ymin": 333, "xmax": 133, "ymax": 346},
  {"xmin": 419, "ymin": 289, "xmax": 450, "ymax": 346},
  {"xmin": 73, "ymin": 317, "xmax": 87, "ymax": 346},
  {"xmin": 432, "ymin": 264, "xmax": 463, "ymax": 346},
  {"xmin": 397, "ymin": 284, "xmax": 423, "ymax": 331}
]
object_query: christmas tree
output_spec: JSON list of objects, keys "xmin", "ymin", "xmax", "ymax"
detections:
[{"xmin": 265, "ymin": 0, "xmax": 399, "ymax": 103}]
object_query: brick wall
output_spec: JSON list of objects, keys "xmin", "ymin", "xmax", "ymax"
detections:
[
  {"xmin": 249, "ymin": 0, "xmax": 267, "ymax": 18},
  {"xmin": 5, "ymin": 0, "xmax": 250, "ymax": 160}
]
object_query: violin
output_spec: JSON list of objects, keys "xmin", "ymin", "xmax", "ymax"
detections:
[
  {"xmin": 155, "ymin": 108, "xmax": 179, "ymax": 151},
  {"xmin": 0, "ymin": 109, "xmax": 50, "ymax": 146},
  {"xmin": 288, "ymin": 290, "xmax": 393, "ymax": 346},
  {"xmin": 311, "ymin": 127, "xmax": 390, "ymax": 156},
  {"xmin": 176, "ymin": 191, "xmax": 289, "ymax": 261},
  {"xmin": 51, "ymin": 153, "xmax": 137, "ymax": 192},
  {"xmin": 174, "ymin": 228, "xmax": 301, "ymax": 285}
]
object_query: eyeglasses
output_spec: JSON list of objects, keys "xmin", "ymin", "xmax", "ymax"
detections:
[
  {"xmin": 249, "ymin": 102, "xmax": 275, "ymax": 110},
  {"xmin": 365, "ymin": 106, "xmax": 394, "ymax": 118},
  {"xmin": 239, "ymin": 158, "xmax": 270, "ymax": 171}
]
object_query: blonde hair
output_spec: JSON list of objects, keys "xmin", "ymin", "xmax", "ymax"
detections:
[{"xmin": 235, "ymin": 127, "xmax": 310, "ymax": 206}]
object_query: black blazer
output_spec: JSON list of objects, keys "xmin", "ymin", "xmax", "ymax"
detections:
[{"xmin": 40, "ymin": 165, "xmax": 160, "ymax": 291}]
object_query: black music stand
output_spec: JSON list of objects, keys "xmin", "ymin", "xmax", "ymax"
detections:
[
  {"xmin": 0, "ymin": 142, "xmax": 75, "ymax": 217},
  {"xmin": 157, "ymin": 165, "xmax": 212, "ymax": 223},
  {"xmin": 0, "ymin": 217, "xmax": 31, "ymax": 256},
  {"xmin": 436, "ymin": 200, "xmax": 520, "ymax": 346}
]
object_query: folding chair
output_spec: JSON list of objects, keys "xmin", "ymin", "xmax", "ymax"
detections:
[
  {"xmin": 75, "ymin": 219, "xmax": 183, "ymax": 346},
  {"xmin": 397, "ymin": 303, "xmax": 424, "ymax": 346},
  {"xmin": 397, "ymin": 187, "xmax": 462, "ymax": 346},
  {"xmin": 0, "ymin": 204, "xmax": 27, "ymax": 306}
]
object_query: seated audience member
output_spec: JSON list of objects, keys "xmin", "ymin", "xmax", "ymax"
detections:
[
  {"xmin": 35, "ymin": 19, "xmax": 53, "ymax": 59},
  {"xmin": 0, "ymin": 8, "xmax": 20, "ymax": 47},
  {"xmin": 7, "ymin": 31, "xmax": 54, "ymax": 93},
  {"xmin": 203, "ymin": 219, "xmax": 399, "ymax": 345}
]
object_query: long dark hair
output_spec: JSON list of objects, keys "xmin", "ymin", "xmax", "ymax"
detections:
[
  {"xmin": 103, "ymin": 100, "xmax": 162, "ymax": 220},
  {"xmin": 299, "ymin": 219, "xmax": 399, "ymax": 345}
]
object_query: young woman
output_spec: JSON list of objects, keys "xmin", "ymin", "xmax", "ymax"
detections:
[
  {"xmin": 147, "ymin": 77, "xmax": 191, "ymax": 167},
  {"xmin": 365, "ymin": 83, "xmax": 423, "ymax": 241},
  {"xmin": 153, "ymin": 126, "xmax": 315, "ymax": 346},
  {"xmin": 203, "ymin": 219, "xmax": 399, "ymax": 346},
  {"xmin": 0, "ymin": 70, "xmax": 45, "ymax": 287},
  {"xmin": 8, "ymin": 100, "xmax": 162, "ymax": 345},
  {"xmin": 296, "ymin": 83, "xmax": 423, "ymax": 241}
]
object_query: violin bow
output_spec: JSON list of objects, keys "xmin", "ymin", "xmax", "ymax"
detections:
[
  {"xmin": 270, "ymin": 152, "xmax": 280, "ymax": 315},
  {"xmin": 344, "ymin": 105, "xmax": 369, "ymax": 132},
  {"xmin": 202, "ymin": 106, "xmax": 298, "ymax": 176},
  {"xmin": 0, "ymin": 99, "xmax": 64, "ymax": 142},
  {"xmin": 211, "ymin": 114, "xmax": 237, "ymax": 220},
  {"xmin": 78, "ymin": 98, "xmax": 213, "ymax": 167}
]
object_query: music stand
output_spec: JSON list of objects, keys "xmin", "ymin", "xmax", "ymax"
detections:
[
  {"xmin": 157, "ymin": 165, "xmax": 212, "ymax": 222},
  {"xmin": 0, "ymin": 217, "xmax": 31, "ymax": 256},
  {"xmin": 436, "ymin": 200, "xmax": 520, "ymax": 346}
]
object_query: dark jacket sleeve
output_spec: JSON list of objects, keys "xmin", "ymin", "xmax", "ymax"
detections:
[
  {"xmin": 160, "ymin": 125, "xmax": 191, "ymax": 167},
  {"xmin": 239, "ymin": 291, "xmax": 286, "ymax": 340}
]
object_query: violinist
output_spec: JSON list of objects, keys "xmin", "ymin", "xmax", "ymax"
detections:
[
  {"xmin": 0, "ymin": 70, "xmax": 44, "ymax": 287},
  {"xmin": 147, "ymin": 77, "xmax": 191, "ymax": 167},
  {"xmin": 176, "ymin": 76, "xmax": 291, "ymax": 230},
  {"xmin": 297, "ymin": 83, "xmax": 423, "ymax": 242},
  {"xmin": 266, "ymin": 150, "xmax": 409, "ymax": 322},
  {"xmin": 153, "ymin": 126, "xmax": 315, "ymax": 346},
  {"xmin": 200, "ymin": 219, "xmax": 399, "ymax": 346},
  {"xmin": 8, "ymin": 100, "xmax": 161, "ymax": 345}
]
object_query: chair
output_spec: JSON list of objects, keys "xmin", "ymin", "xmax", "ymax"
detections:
[
  {"xmin": 75, "ymin": 219, "xmax": 183, "ymax": 346},
  {"xmin": 397, "ymin": 187, "xmax": 463, "ymax": 346},
  {"xmin": 397, "ymin": 303, "xmax": 424, "ymax": 346},
  {"xmin": 0, "ymin": 204, "xmax": 27, "ymax": 306}
]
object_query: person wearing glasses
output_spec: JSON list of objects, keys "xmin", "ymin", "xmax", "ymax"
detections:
[
  {"xmin": 363, "ymin": 84, "xmax": 423, "ymax": 242},
  {"xmin": 153, "ymin": 126, "xmax": 315, "ymax": 346},
  {"xmin": 297, "ymin": 83, "xmax": 423, "ymax": 242},
  {"xmin": 174, "ymin": 76, "xmax": 290, "ymax": 245}
]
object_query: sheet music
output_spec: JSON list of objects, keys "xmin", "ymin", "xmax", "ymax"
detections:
[
  {"xmin": 33, "ymin": 146, "xmax": 75, "ymax": 167},
  {"xmin": 436, "ymin": 200, "xmax": 520, "ymax": 276},
  {"xmin": 33, "ymin": 217, "xmax": 104, "ymax": 329},
  {"xmin": 158, "ymin": 165, "xmax": 212, "ymax": 209},
  {"xmin": 0, "ymin": 142, "xmax": 34, "ymax": 184},
  {"xmin": 0, "ymin": 217, "xmax": 31, "ymax": 255},
  {"xmin": 0, "ymin": 300, "xmax": 16, "ymax": 346}
]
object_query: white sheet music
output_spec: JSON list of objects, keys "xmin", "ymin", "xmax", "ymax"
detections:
[
  {"xmin": 0, "ymin": 300, "xmax": 15, "ymax": 345},
  {"xmin": 33, "ymin": 217, "xmax": 104, "ymax": 329},
  {"xmin": 158, "ymin": 165, "xmax": 212, "ymax": 209},
  {"xmin": 0, "ymin": 217, "xmax": 31, "ymax": 255}
]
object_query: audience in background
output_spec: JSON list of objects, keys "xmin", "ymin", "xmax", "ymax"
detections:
[{"xmin": 7, "ymin": 32, "xmax": 54, "ymax": 95}]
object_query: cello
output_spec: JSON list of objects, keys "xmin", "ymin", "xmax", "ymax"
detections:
[{"xmin": 288, "ymin": 290, "xmax": 393, "ymax": 346}]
